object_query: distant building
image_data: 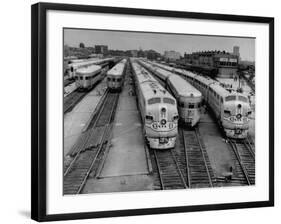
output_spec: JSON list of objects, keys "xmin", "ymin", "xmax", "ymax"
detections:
[
  {"xmin": 137, "ymin": 50, "xmax": 145, "ymax": 58},
  {"xmin": 94, "ymin": 45, "xmax": 108, "ymax": 54},
  {"xmin": 146, "ymin": 50, "xmax": 161, "ymax": 60},
  {"xmin": 233, "ymin": 46, "xmax": 240, "ymax": 62},
  {"xmin": 130, "ymin": 50, "xmax": 138, "ymax": 57},
  {"xmin": 164, "ymin": 51, "xmax": 181, "ymax": 62},
  {"xmin": 184, "ymin": 49, "xmax": 239, "ymax": 78}
]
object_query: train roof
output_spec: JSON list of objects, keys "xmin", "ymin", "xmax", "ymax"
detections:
[
  {"xmin": 168, "ymin": 75, "xmax": 202, "ymax": 98},
  {"xmin": 95, "ymin": 58, "xmax": 115, "ymax": 64},
  {"xmin": 107, "ymin": 59, "xmax": 127, "ymax": 76},
  {"xmin": 193, "ymin": 75, "xmax": 216, "ymax": 86},
  {"xmin": 141, "ymin": 81, "xmax": 173, "ymax": 100},
  {"xmin": 70, "ymin": 58, "xmax": 114, "ymax": 68},
  {"xmin": 209, "ymin": 82, "xmax": 231, "ymax": 97},
  {"xmin": 132, "ymin": 62, "xmax": 157, "ymax": 83},
  {"xmin": 69, "ymin": 60, "xmax": 98, "ymax": 69},
  {"xmin": 140, "ymin": 60, "xmax": 172, "ymax": 80},
  {"xmin": 76, "ymin": 65, "xmax": 101, "ymax": 75},
  {"xmin": 149, "ymin": 61, "xmax": 250, "ymax": 100},
  {"xmin": 176, "ymin": 69, "xmax": 197, "ymax": 78},
  {"xmin": 132, "ymin": 61, "xmax": 175, "ymax": 101}
]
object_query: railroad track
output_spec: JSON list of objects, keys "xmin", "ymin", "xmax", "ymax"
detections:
[
  {"xmin": 179, "ymin": 128, "xmax": 215, "ymax": 188},
  {"xmin": 246, "ymin": 136, "xmax": 255, "ymax": 155},
  {"xmin": 64, "ymin": 78, "xmax": 75, "ymax": 87},
  {"xmin": 230, "ymin": 139, "xmax": 255, "ymax": 185},
  {"xmin": 64, "ymin": 90, "xmax": 87, "ymax": 114},
  {"xmin": 217, "ymin": 138, "xmax": 255, "ymax": 186},
  {"xmin": 153, "ymin": 149, "xmax": 187, "ymax": 190},
  {"xmin": 63, "ymin": 92, "xmax": 120, "ymax": 194}
]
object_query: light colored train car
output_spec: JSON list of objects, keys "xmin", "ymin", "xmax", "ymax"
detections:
[
  {"xmin": 75, "ymin": 65, "xmax": 102, "ymax": 90},
  {"xmin": 206, "ymin": 82, "xmax": 251, "ymax": 138},
  {"xmin": 106, "ymin": 59, "xmax": 127, "ymax": 92},
  {"xmin": 68, "ymin": 58, "xmax": 115, "ymax": 79},
  {"xmin": 139, "ymin": 60, "xmax": 202, "ymax": 127},
  {"xmin": 130, "ymin": 59, "xmax": 178, "ymax": 149},
  {"xmin": 151, "ymin": 62, "xmax": 251, "ymax": 139},
  {"xmin": 68, "ymin": 60, "xmax": 99, "ymax": 78},
  {"xmin": 167, "ymin": 75, "xmax": 202, "ymax": 126}
]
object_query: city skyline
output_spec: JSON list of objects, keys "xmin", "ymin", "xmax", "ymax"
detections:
[{"xmin": 64, "ymin": 29, "xmax": 255, "ymax": 61}]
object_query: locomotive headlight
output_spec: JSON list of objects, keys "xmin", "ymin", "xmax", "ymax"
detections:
[
  {"xmin": 173, "ymin": 115, "xmax": 179, "ymax": 121},
  {"xmin": 169, "ymin": 123, "xmax": 173, "ymax": 129},
  {"xmin": 161, "ymin": 119, "xmax": 166, "ymax": 125},
  {"xmin": 161, "ymin": 108, "xmax": 166, "ymax": 113},
  {"xmin": 152, "ymin": 123, "xmax": 158, "ymax": 129},
  {"xmin": 236, "ymin": 114, "xmax": 242, "ymax": 119}
]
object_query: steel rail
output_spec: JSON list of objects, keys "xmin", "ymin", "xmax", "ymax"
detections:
[
  {"xmin": 245, "ymin": 137, "xmax": 255, "ymax": 158},
  {"xmin": 63, "ymin": 93, "xmax": 119, "ymax": 194},
  {"xmin": 63, "ymin": 90, "xmax": 110, "ymax": 177},
  {"xmin": 228, "ymin": 139, "xmax": 251, "ymax": 185},
  {"xmin": 76, "ymin": 124, "xmax": 111, "ymax": 194},
  {"xmin": 194, "ymin": 128, "xmax": 213, "ymax": 187},
  {"xmin": 153, "ymin": 150, "xmax": 187, "ymax": 190},
  {"xmin": 181, "ymin": 129, "xmax": 191, "ymax": 188}
]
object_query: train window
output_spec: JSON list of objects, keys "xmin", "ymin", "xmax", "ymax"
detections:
[
  {"xmin": 178, "ymin": 102, "xmax": 184, "ymax": 107},
  {"xmin": 107, "ymin": 77, "xmax": 111, "ymax": 81},
  {"xmin": 220, "ymin": 97, "xmax": 223, "ymax": 103},
  {"xmin": 188, "ymin": 104, "xmax": 195, "ymax": 109},
  {"xmin": 238, "ymin": 96, "xmax": 248, "ymax": 103},
  {"xmin": 163, "ymin": 98, "xmax": 175, "ymax": 105},
  {"xmin": 75, "ymin": 76, "xmax": 78, "ymax": 80},
  {"xmin": 117, "ymin": 78, "xmax": 122, "ymax": 82},
  {"xmin": 173, "ymin": 115, "xmax": 179, "ymax": 121},
  {"xmin": 148, "ymin": 97, "xmax": 161, "ymax": 105},
  {"xmin": 80, "ymin": 77, "xmax": 83, "ymax": 80},
  {"xmin": 224, "ymin": 110, "xmax": 231, "ymax": 117},
  {"xmin": 145, "ymin": 115, "xmax": 153, "ymax": 121},
  {"xmin": 225, "ymin": 95, "xmax": 236, "ymax": 101}
]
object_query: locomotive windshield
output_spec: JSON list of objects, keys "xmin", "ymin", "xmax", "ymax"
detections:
[
  {"xmin": 225, "ymin": 95, "xmax": 236, "ymax": 101},
  {"xmin": 225, "ymin": 95, "xmax": 248, "ymax": 103},
  {"xmin": 163, "ymin": 97, "xmax": 175, "ymax": 105},
  {"xmin": 148, "ymin": 97, "xmax": 161, "ymax": 105},
  {"xmin": 238, "ymin": 95, "xmax": 248, "ymax": 103}
]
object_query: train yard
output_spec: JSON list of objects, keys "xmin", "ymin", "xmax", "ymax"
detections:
[{"xmin": 63, "ymin": 57, "xmax": 256, "ymax": 194}]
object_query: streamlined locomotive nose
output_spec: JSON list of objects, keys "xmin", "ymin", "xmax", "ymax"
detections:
[{"xmin": 236, "ymin": 114, "xmax": 242, "ymax": 119}]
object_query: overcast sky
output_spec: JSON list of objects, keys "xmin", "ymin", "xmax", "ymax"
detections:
[{"xmin": 64, "ymin": 29, "xmax": 255, "ymax": 61}]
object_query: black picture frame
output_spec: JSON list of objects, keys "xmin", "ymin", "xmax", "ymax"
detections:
[{"xmin": 31, "ymin": 2, "xmax": 274, "ymax": 222}]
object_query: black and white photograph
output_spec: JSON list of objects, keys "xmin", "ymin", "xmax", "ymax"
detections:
[{"xmin": 63, "ymin": 28, "xmax": 256, "ymax": 195}]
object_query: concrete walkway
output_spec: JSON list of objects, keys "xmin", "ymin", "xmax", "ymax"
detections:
[
  {"xmin": 99, "ymin": 82, "xmax": 149, "ymax": 177},
  {"xmin": 63, "ymin": 80, "xmax": 107, "ymax": 156}
]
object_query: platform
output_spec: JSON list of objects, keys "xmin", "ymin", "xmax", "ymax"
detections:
[
  {"xmin": 64, "ymin": 82, "xmax": 77, "ymax": 97},
  {"xmin": 63, "ymin": 80, "xmax": 107, "ymax": 156},
  {"xmin": 82, "ymin": 75, "xmax": 154, "ymax": 193},
  {"xmin": 198, "ymin": 113, "xmax": 235, "ymax": 177}
]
